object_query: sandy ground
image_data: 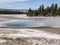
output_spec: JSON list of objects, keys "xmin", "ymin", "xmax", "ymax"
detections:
[
  {"xmin": 30, "ymin": 27, "xmax": 60, "ymax": 34},
  {"xmin": 0, "ymin": 28, "xmax": 60, "ymax": 45}
]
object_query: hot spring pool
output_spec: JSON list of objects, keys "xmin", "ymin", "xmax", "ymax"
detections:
[
  {"xmin": 1, "ymin": 20, "xmax": 46, "ymax": 28},
  {"xmin": 1, "ymin": 17, "xmax": 60, "ymax": 28}
]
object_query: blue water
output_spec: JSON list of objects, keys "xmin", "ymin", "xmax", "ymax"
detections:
[
  {"xmin": 1, "ymin": 17, "xmax": 60, "ymax": 28},
  {"xmin": 2, "ymin": 20, "xmax": 40, "ymax": 28}
]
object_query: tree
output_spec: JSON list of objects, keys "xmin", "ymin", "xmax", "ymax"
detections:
[
  {"xmin": 38, "ymin": 4, "xmax": 45, "ymax": 16},
  {"xmin": 38, "ymin": 6, "xmax": 41, "ymax": 15},
  {"xmin": 54, "ymin": 3, "xmax": 58, "ymax": 15},
  {"xmin": 41, "ymin": 5, "xmax": 45, "ymax": 16},
  {"xmin": 34, "ymin": 10, "xmax": 38, "ymax": 16},
  {"xmin": 57, "ymin": 7, "xmax": 60, "ymax": 15},
  {"xmin": 27, "ymin": 8, "xmax": 33, "ymax": 16},
  {"xmin": 50, "ymin": 3, "xmax": 58, "ymax": 16},
  {"xmin": 50, "ymin": 3, "xmax": 55, "ymax": 16}
]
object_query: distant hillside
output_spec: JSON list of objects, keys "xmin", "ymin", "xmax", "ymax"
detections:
[{"xmin": 0, "ymin": 9, "xmax": 28, "ymax": 14}]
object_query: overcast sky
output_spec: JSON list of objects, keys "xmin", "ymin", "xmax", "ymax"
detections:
[{"xmin": 0, "ymin": 0, "xmax": 60, "ymax": 9}]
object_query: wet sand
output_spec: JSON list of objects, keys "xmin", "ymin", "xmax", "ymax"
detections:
[{"xmin": 29, "ymin": 27, "xmax": 60, "ymax": 34}]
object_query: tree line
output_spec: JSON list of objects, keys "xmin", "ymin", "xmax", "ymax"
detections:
[
  {"xmin": 0, "ymin": 9, "xmax": 26, "ymax": 14},
  {"xmin": 0, "ymin": 11, "xmax": 25, "ymax": 14},
  {"xmin": 27, "ymin": 3, "xmax": 60, "ymax": 16}
]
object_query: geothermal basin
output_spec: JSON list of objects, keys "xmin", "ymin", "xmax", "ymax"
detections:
[{"xmin": 0, "ymin": 17, "xmax": 60, "ymax": 28}]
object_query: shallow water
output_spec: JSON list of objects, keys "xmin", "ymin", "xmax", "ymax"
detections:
[
  {"xmin": 1, "ymin": 17, "xmax": 60, "ymax": 27},
  {"xmin": 1, "ymin": 20, "xmax": 41, "ymax": 27}
]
